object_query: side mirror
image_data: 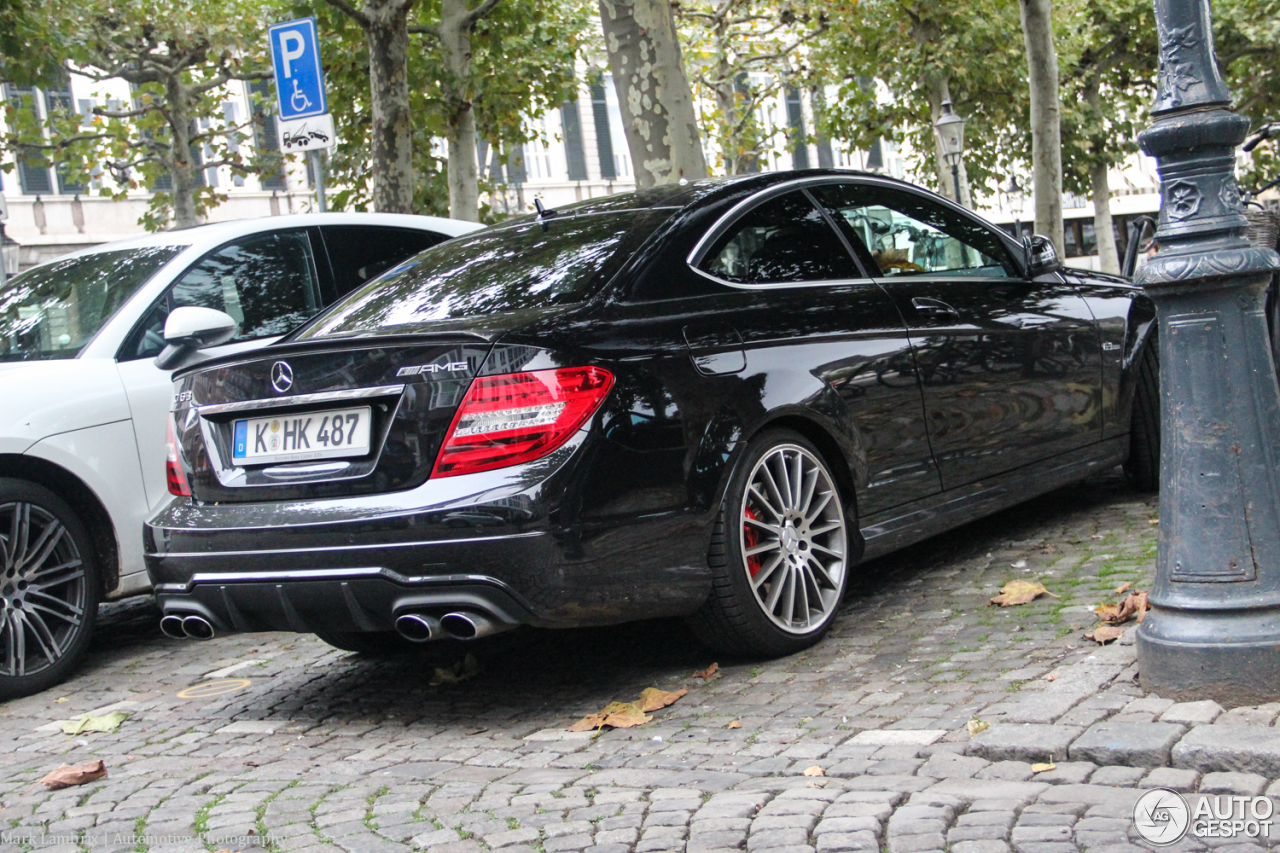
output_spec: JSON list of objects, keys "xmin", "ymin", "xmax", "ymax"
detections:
[
  {"xmin": 1024, "ymin": 234, "xmax": 1062, "ymax": 275},
  {"xmin": 155, "ymin": 306, "xmax": 238, "ymax": 371}
]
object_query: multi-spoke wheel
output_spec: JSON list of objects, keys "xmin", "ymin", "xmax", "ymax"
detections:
[
  {"xmin": 0, "ymin": 479, "xmax": 99, "ymax": 700},
  {"xmin": 687, "ymin": 430, "xmax": 850, "ymax": 656}
]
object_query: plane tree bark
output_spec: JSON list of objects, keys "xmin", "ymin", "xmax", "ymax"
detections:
[{"xmin": 599, "ymin": 0, "xmax": 707, "ymax": 187}]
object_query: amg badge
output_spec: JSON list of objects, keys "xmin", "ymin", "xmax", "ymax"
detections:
[{"xmin": 397, "ymin": 362, "xmax": 469, "ymax": 377}]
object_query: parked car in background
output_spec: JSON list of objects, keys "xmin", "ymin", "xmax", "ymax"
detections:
[
  {"xmin": 144, "ymin": 170, "xmax": 1159, "ymax": 667},
  {"xmin": 0, "ymin": 213, "xmax": 480, "ymax": 698}
]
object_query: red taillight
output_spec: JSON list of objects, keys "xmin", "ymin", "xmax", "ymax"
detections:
[
  {"xmin": 432, "ymin": 367, "xmax": 614, "ymax": 478},
  {"xmin": 166, "ymin": 415, "xmax": 192, "ymax": 497}
]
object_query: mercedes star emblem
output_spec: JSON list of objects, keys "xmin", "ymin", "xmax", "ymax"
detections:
[{"xmin": 270, "ymin": 361, "xmax": 294, "ymax": 393}]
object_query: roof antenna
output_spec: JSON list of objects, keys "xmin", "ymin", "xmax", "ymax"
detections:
[{"xmin": 534, "ymin": 197, "xmax": 557, "ymax": 231}]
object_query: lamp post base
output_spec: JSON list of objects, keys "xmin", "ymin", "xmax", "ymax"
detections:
[{"xmin": 1139, "ymin": 608, "xmax": 1280, "ymax": 706}]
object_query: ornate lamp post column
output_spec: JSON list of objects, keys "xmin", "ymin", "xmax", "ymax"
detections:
[{"xmin": 1136, "ymin": 0, "xmax": 1280, "ymax": 703}]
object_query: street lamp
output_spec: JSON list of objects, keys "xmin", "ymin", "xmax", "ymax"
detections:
[
  {"xmin": 1135, "ymin": 0, "xmax": 1280, "ymax": 703},
  {"xmin": 1005, "ymin": 176, "xmax": 1025, "ymax": 240},
  {"xmin": 934, "ymin": 99, "xmax": 966, "ymax": 206}
]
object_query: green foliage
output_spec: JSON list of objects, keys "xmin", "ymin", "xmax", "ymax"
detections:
[
  {"xmin": 1055, "ymin": 0, "xmax": 1157, "ymax": 198},
  {"xmin": 1216, "ymin": 0, "xmax": 1280, "ymax": 189},
  {"xmin": 1, "ymin": 0, "xmax": 279, "ymax": 229},
  {"xmin": 306, "ymin": 0, "xmax": 592, "ymax": 219},
  {"xmin": 812, "ymin": 0, "xmax": 1028, "ymax": 197},
  {"xmin": 678, "ymin": 0, "xmax": 828, "ymax": 175}
]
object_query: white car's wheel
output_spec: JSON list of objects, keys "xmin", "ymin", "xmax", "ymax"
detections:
[{"xmin": 0, "ymin": 479, "xmax": 99, "ymax": 700}]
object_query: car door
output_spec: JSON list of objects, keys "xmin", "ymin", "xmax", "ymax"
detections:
[
  {"xmin": 810, "ymin": 182, "xmax": 1103, "ymax": 490},
  {"xmin": 115, "ymin": 228, "xmax": 325, "ymax": 511},
  {"xmin": 674, "ymin": 187, "xmax": 942, "ymax": 517}
]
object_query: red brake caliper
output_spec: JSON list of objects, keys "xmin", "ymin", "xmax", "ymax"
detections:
[{"xmin": 744, "ymin": 506, "xmax": 762, "ymax": 577}]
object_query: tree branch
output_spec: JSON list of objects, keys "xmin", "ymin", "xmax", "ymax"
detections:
[
  {"xmin": 323, "ymin": 0, "xmax": 371, "ymax": 29},
  {"xmin": 463, "ymin": 0, "xmax": 502, "ymax": 28}
]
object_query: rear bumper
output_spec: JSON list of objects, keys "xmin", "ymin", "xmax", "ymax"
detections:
[
  {"xmin": 153, "ymin": 565, "xmax": 538, "ymax": 635},
  {"xmin": 144, "ymin": 431, "xmax": 714, "ymax": 634}
]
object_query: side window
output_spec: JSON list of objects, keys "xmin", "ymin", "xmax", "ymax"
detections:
[
  {"xmin": 124, "ymin": 230, "xmax": 321, "ymax": 360},
  {"xmin": 321, "ymin": 226, "xmax": 448, "ymax": 297},
  {"xmin": 812, "ymin": 185, "xmax": 1015, "ymax": 279},
  {"xmin": 698, "ymin": 191, "xmax": 858, "ymax": 285}
]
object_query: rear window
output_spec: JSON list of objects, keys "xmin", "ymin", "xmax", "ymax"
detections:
[{"xmin": 298, "ymin": 209, "xmax": 672, "ymax": 339}]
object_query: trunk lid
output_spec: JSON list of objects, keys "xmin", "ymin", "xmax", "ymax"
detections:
[{"xmin": 172, "ymin": 336, "xmax": 493, "ymax": 503}]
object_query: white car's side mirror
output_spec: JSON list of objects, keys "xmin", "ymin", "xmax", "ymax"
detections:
[{"xmin": 155, "ymin": 306, "xmax": 238, "ymax": 371}]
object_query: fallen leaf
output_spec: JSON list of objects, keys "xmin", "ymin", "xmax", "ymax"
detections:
[
  {"xmin": 568, "ymin": 687, "xmax": 687, "ymax": 732},
  {"xmin": 59, "ymin": 711, "xmax": 130, "ymax": 736},
  {"xmin": 429, "ymin": 653, "xmax": 481, "ymax": 687},
  {"xmin": 1043, "ymin": 674, "xmax": 1058, "ymax": 682},
  {"xmin": 35, "ymin": 760, "xmax": 107, "ymax": 791},
  {"xmin": 281, "ymin": 644, "xmax": 296, "ymax": 651},
  {"xmin": 1097, "ymin": 591, "xmax": 1150, "ymax": 625},
  {"xmin": 1094, "ymin": 604, "xmax": 1123, "ymax": 621},
  {"xmin": 727, "ymin": 720, "xmax": 742, "ymax": 729},
  {"xmin": 1031, "ymin": 762, "xmax": 1056, "ymax": 773},
  {"xmin": 693, "ymin": 663, "xmax": 719, "ymax": 680},
  {"xmin": 989, "ymin": 580, "xmax": 1056, "ymax": 607},
  {"xmin": 1149, "ymin": 518, "xmax": 1159, "ymax": 525},
  {"xmin": 638, "ymin": 687, "xmax": 688, "ymax": 712},
  {"xmin": 967, "ymin": 719, "xmax": 990, "ymax": 737},
  {"xmin": 1114, "ymin": 582, "xmax": 1132, "ymax": 595},
  {"xmin": 1085, "ymin": 625, "xmax": 1125, "ymax": 644},
  {"xmin": 803, "ymin": 766, "xmax": 825, "ymax": 777},
  {"xmin": 54, "ymin": 697, "xmax": 69, "ymax": 704}
]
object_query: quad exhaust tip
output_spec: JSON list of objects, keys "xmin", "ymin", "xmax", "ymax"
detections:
[
  {"xmin": 160, "ymin": 614, "xmax": 187, "ymax": 640},
  {"xmin": 394, "ymin": 613, "xmax": 439, "ymax": 643},
  {"xmin": 439, "ymin": 611, "xmax": 505, "ymax": 641},
  {"xmin": 160, "ymin": 614, "xmax": 216, "ymax": 640}
]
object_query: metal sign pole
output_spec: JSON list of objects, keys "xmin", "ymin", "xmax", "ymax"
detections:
[{"xmin": 310, "ymin": 149, "xmax": 327, "ymax": 212}]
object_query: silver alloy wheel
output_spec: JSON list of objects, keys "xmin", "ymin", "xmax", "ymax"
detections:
[
  {"xmin": 739, "ymin": 444, "xmax": 846, "ymax": 634},
  {"xmin": 0, "ymin": 502, "xmax": 87, "ymax": 677}
]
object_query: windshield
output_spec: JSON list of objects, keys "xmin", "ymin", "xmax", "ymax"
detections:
[
  {"xmin": 0, "ymin": 246, "xmax": 184, "ymax": 361},
  {"xmin": 299, "ymin": 209, "xmax": 674, "ymax": 339}
]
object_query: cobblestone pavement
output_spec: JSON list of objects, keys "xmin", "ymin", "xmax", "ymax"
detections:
[{"xmin": 4, "ymin": 470, "xmax": 1280, "ymax": 853}]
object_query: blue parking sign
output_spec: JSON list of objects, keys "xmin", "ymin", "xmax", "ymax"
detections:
[{"xmin": 268, "ymin": 18, "xmax": 327, "ymax": 121}]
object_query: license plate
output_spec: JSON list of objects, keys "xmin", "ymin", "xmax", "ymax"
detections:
[{"xmin": 232, "ymin": 407, "xmax": 372, "ymax": 465}]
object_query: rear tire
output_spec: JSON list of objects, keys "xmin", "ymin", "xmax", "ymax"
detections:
[
  {"xmin": 686, "ymin": 429, "xmax": 850, "ymax": 657},
  {"xmin": 0, "ymin": 479, "xmax": 100, "ymax": 700},
  {"xmin": 313, "ymin": 628, "xmax": 413, "ymax": 655},
  {"xmin": 1124, "ymin": 339, "xmax": 1160, "ymax": 492}
]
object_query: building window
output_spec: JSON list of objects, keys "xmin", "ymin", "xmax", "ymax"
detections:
[
  {"xmin": 248, "ymin": 80, "xmax": 287, "ymax": 191},
  {"xmin": 786, "ymin": 87, "xmax": 809, "ymax": 170},
  {"xmin": 560, "ymin": 97, "xmax": 588, "ymax": 181},
  {"xmin": 589, "ymin": 83, "xmax": 616, "ymax": 181}
]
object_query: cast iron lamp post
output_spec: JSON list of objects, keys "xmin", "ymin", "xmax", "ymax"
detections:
[
  {"xmin": 935, "ymin": 99, "xmax": 967, "ymax": 207},
  {"xmin": 1135, "ymin": 0, "xmax": 1280, "ymax": 703},
  {"xmin": 1006, "ymin": 176, "xmax": 1026, "ymax": 240}
]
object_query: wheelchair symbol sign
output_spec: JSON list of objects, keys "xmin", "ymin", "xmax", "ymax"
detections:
[{"xmin": 269, "ymin": 18, "xmax": 327, "ymax": 121}]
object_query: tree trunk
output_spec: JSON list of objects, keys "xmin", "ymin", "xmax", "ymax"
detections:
[
  {"xmin": 166, "ymin": 77, "xmax": 199, "ymax": 229},
  {"xmin": 1019, "ymin": 0, "xmax": 1064, "ymax": 256},
  {"xmin": 925, "ymin": 76, "xmax": 971, "ymax": 208},
  {"xmin": 438, "ymin": 0, "xmax": 489, "ymax": 221},
  {"xmin": 366, "ymin": 1, "xmax": 415, "ymax": 214},
  {"xmin": 1084, "ymin": 77, "xmax": 1119, "ymax": 274},
  {"xmin": 599, "ymin": 0, "xmax": 707, "ymax": 187}
]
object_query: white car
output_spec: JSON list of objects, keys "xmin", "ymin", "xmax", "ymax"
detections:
[{"xmin": 0, "ymin": 213, "xmax": 480, "ymax": 698}]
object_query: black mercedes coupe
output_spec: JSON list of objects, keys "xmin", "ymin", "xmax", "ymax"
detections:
[{"xmin": 145, "ymin": 170, "xmax": 1158, "ymax": 657}]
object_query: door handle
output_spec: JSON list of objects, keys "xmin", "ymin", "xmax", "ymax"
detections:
[{"xmin": 911, "ymin": 297, "xmax": 961, "ymax": 321}]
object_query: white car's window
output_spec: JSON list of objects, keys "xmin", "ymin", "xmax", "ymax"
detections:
[
  {"xmin": 126, "ymin": 230, "xmax": 321, "ymax": 360},
  {"xmin": 0, "ymin": 247, "xmax": 184, "ymax": 361}
]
